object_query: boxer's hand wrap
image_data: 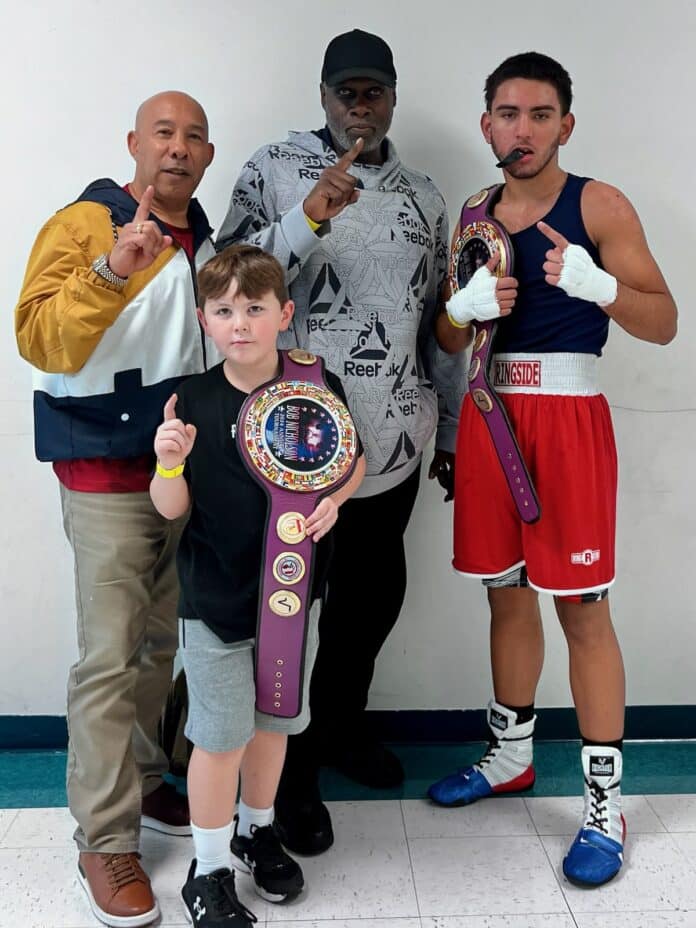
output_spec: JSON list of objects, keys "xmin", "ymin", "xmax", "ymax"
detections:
[
  {"xmin": 446, "ymin": 265, "xmax": 502, "ymax": 326},
  {"xmin": 557, "ymin": 244, "xmax": 618, "ymax": 308}
]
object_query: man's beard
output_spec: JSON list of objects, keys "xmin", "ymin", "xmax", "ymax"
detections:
[{"xmin": 327, "ymin": 120, "xmax": 386, "ymax": 155}]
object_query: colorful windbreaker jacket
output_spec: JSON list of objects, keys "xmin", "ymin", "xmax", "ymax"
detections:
[{"xmin": 15, "ymin": 179, "xmax": 218, "ymax": 462}]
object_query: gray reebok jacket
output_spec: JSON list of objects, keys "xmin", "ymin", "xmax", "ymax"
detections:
[{"xmin": 218, "ymin": 130, "xmax": 466, "ymax": 498}]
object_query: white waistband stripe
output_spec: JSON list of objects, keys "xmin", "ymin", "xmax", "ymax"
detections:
[{"xmin": 491, "ymin": 353, "xmax": 599, "ymax": 395}]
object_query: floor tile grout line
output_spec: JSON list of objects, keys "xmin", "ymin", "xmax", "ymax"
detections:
[
  {"xmin": 406, "ymin": 833, "xmax": 570, "ymax": 841},
  {"xmin": 408, "ymin": 908, "xmax": 586, "ymax": 920},
  {"xmin": 520, "ymin": 793, "xmax": 538, "ymax": 836},
  {"xmin": 266, "ymin": 920, "xmax": 423, "ymax": 925},
  {"xmin": 643, "ymin": 793, "xmax": 686, "ymax": 834},
  {"xmin": 644, "ymin": 793, "xmax": 669, "ymax": 832},
  {"xmin": 536, "ymin": 828, "xmax": 578, "ymax": 924},
  {"xmin": 661, "ymin": 827, "xmax": 696, "ymax": 876},
  {"xmin": 0, "ymin": 808, "xmax": 19, "ymax": 844},
  {"xmin": 400, "ymin": 799, "xmax": 424, "ymax": 923},
  {"xmin": 399, "ymin": 822, "xmax": 576, "ymax": 923}
]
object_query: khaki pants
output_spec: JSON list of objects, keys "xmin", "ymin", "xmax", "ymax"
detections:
[{"xmin": 60, "ymin": 486, "xmax": 184, "ymax": 852}]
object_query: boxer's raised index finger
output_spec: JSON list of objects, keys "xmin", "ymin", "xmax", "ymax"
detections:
[
  {"xmin": 537, "ymin": 221, "xmax": 568, "ymax": 250},
  {"xmin": 335, "ymin": 137, "xmax": 364, "ymax": 171}
]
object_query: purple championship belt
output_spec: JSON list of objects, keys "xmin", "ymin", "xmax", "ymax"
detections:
[
  {"xmin": 237, "ymin": 348, "xmax": 358, "ymax": 717},
  {"xmin": 452, "ymin": 187, "xmax": 541, "ymax": 524}
]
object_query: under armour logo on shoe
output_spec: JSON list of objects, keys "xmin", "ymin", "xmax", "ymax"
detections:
[
  {"xmin": 193, "ymin": 897, "xmax": 206, "ymax": 921},
  {"xmin": 590, "ymin": 756, "xmax": 614, "ymax": 777}
]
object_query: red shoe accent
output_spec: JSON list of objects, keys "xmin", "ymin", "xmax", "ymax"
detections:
[
  {"xmin": 621, "ymin": 814, "xmax": 627, "ymax": 842},
  {"xmin": 491, "ymin": 765, "xmax": 536, "ymax": 794}
]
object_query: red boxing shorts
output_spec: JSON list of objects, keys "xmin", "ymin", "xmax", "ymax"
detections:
[{"xmin": 453, "ymin": 353, "xmax": 617, "ymax": 595}]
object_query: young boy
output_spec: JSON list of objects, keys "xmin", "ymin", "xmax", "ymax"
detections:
[{"xmin": 151, "ymin": 244, "xmax": 365, "ymax": 925}]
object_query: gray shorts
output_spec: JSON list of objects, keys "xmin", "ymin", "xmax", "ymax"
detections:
[{"xmin": 179, "ymin": 608, "xmax": 319, "ymax": 753}]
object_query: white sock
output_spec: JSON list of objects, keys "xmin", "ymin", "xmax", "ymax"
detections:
[
  {"xmin": 192, "ymin": 821, "xmax": 233, "ymax": 877},
  {"xmin": 237, "ymin": 800, "xmax": 274, "ymax": 838}
]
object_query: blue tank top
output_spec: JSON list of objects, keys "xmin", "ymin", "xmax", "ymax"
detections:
[{"xmin": 494, "ymin": 174, "xmax": 610, "ymax": 356}]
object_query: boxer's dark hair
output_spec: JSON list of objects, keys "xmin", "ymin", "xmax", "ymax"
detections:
[
  {"xmin": 485, "ymin": 52, "xmax": 573, "ymax": 115},
  {"xmin": 198, "ymin": 244, "xmax": 288, "ymax": 307}
]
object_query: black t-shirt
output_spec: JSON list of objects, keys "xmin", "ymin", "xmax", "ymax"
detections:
[{"xmin": 175, "ymin": 360, "xmax": 356, "ymax": 643}]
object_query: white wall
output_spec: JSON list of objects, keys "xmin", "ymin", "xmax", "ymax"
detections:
[{"xmin": 1, "ymin": 0, "xmax": 694, "ymax": 715}]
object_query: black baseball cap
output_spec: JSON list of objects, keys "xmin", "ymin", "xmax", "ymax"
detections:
[{"xmin": 321, "ymin": 29, "xmax": 397, "ymax": 88}]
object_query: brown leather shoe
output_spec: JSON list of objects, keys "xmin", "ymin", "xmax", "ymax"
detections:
[
  {"xmin": 78, "ymin": 852, "xmax": 159, "ymax": 927},
  {"xmin": 142, "ymin": 780, "xmax": 191, "ymax": 836}
]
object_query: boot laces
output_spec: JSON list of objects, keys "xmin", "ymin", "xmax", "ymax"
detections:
[
  {"xmin": 585, "ymin": 778, "xmax": 609, "ymax": 834},
  {"xmin": 455, "ymin": 738, "xmax": 501, "ymax": 777},
  {"xmin": 476, "ymin": 737, "xmax": 502, "ymax": 771}
]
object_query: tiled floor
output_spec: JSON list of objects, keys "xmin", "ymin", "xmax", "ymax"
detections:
[{"xmin": 2, "ymin": 794, "xmax": 696, "ymax": 928}]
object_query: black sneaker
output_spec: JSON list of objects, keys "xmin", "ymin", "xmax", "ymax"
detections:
[
  {"xmin": 275, "ymin": 790, "xmax": 334, "ymax": 856},
  {"xmin": 181, "ymin": 859, "xmax": 257, "ymax": 926},
  {"xmin": 230, "ymin": 820, "xmax": 304, "ymax": 902}
]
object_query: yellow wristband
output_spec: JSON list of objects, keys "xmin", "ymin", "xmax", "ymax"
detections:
[
  {"xmin": 156, "ymin": 461, "xmax": 185, "ymax": 479},
  {"xmin": 304, "ymin": 212, "xmax": 321, "ymax": 232},
  {"xmin": 446, "ymin": 310, "xmax": 473, "ymax": 330}
]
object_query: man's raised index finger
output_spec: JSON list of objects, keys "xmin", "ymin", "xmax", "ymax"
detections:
[
  {"xmin": 537, "ymin": 221, "xmax": 568, "ymax": 250},
  {"xmin": 134, "ymin": 185, "xmax": 155, "ymax": 223},
  {"xmin": 336, "ymin": 137, "xmax": 364, "ymax": 171}
]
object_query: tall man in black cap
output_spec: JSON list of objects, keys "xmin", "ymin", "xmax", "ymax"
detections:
[{"xmin": 218, "ymin": 29, "xmax": 465, "ymax": 854}]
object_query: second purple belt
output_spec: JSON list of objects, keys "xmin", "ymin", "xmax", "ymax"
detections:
[
  {"xmin": 452, "ymin": 187, "xmax": 541, "ymax": 524},
  {"xmin": 237, "ymin": 348, "xmax": 358, "ymax": 717}
]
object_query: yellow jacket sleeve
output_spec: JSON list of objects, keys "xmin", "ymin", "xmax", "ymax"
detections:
[{"xmin": 15, "ymin": 202, "xmax": 129, "ymax": 374}]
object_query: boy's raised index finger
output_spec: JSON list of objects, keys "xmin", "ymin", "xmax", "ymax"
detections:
[
  {"xmin": 163, "ymin": 393, "xmax": 178, "ymax": 421},
  {"xmin": 336, "ymin": 136, "xmax": 364, "ymax": 171},
  {"xmin": 134, "ymin": 185, "xmax": 155, "ymax": 223},
  {"xmin": 537, "ymin": 220, "xmax": 568, "ymax": 250}
]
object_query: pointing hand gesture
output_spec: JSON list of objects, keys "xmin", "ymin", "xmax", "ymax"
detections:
[
  {"xmin": 108, "ymin": 185, "xmax": 174, "ymax": 280},
  {"xmin": 154, "ymin": 394, "xmax": 197, "ymax": 471},
  {"xmin": 303, "ymin": 138, "xmax": 364, "ymax": 223},
  {"xmin": 537, "ymin": 220, "xmax": 618, "ymax": 307},
  {"xmin": 538, "ymin": 221, "xmax": 569, "ymax": 286}
]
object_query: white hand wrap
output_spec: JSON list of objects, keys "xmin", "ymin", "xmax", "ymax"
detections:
[
  {"xmin": 446, "ymin": 265, "xmax": 502, "ymax": 326},
  {"xmin": 557, "ymin": 244, "xmax": 617, "ymax": 308}
]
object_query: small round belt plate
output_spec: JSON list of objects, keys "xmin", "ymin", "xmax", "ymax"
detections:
[
  {"xmin": 276, "ymin": 512, "xmax": 306, "ymax": 544},
  {"xmin": 468, "ymin": 357, "xmax": 481, "ymax": 382},
  {"xmin": 473, "ymin": 328, "xmax": 488, "ymax": 352},
  {"xmin": 465, "ymin": 189, "xmax": 488, "ymax": 208},
  {"xmin": 272, "ymin": 552, "xmax": 306, "ymax": 585},
  {"xmin": 287, "ymin": 348, "xmax": 317, "ymax": 365},
  {"xmin": 472, "ymin": 388, "xmax": 493, "ymax": 413},
  {"xmin": 268, "ymin": 590, "xmax": 302, "ymax": 616}
]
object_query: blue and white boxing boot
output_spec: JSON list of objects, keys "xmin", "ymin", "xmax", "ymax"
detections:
[
  {"xmin": 563, "ymin": 745, "xmax": 626, "ymax": 887},
  {"xmin": 428, "ymin": 700, "xmax": 536, "ymax": 807}
]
